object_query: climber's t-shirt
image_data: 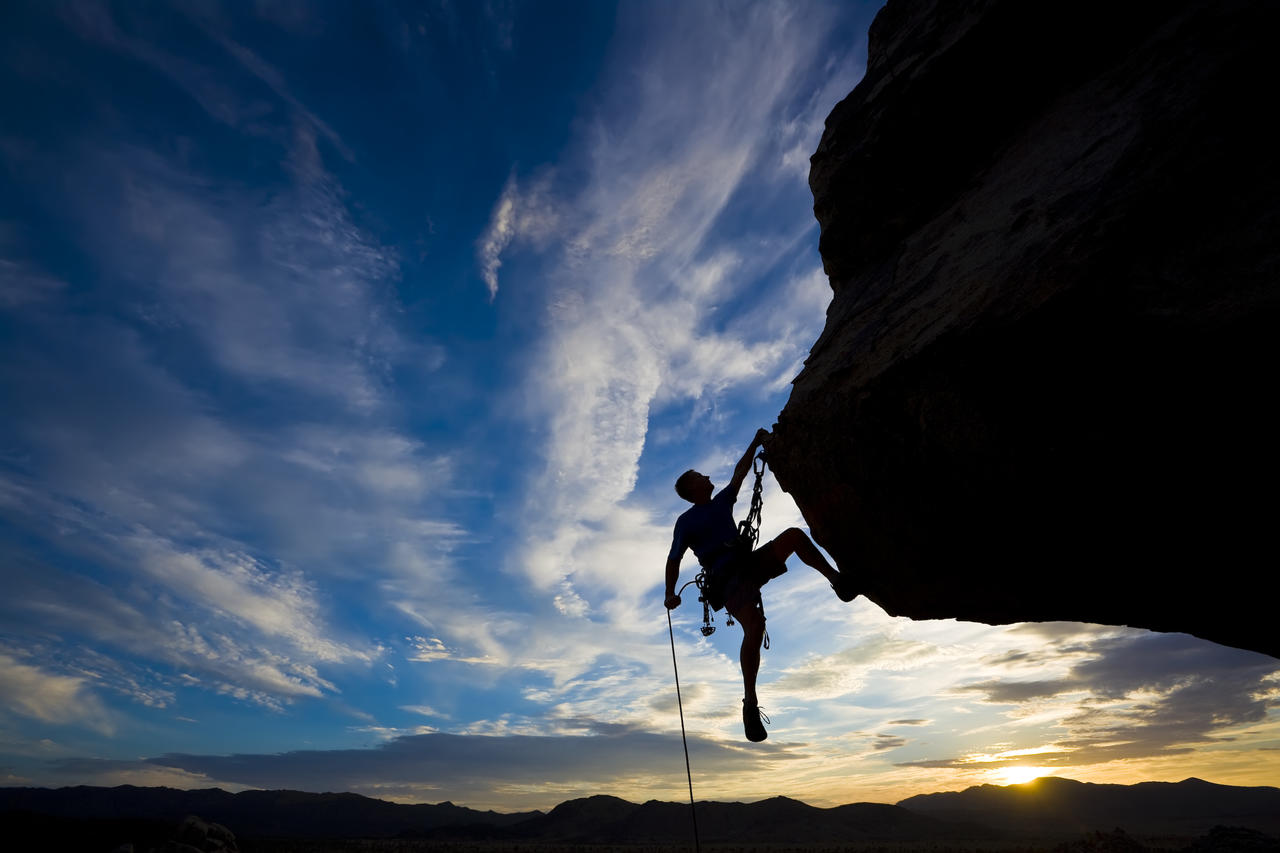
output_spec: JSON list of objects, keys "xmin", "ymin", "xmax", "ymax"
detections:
[
  {"xmin": 668, "ymin": 487, "xmax": 787, "ymax": 612},
  {"xmin": 668, "ymin": 489, "xmax": 739, "ymax": 568}
]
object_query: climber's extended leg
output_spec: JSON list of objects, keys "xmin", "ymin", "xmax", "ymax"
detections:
[
  {"xmin": 765, "ymin": 527, "xmax": 857, "ymax": 601},
  {"xmin": 727, "ymin": 592, "xmax": 768, "ymax": 742}
]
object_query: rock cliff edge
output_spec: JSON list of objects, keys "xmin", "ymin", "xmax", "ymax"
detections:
[{"xmin": 771, "ymin": 0, "xmax": 1278, "ymax": 657}]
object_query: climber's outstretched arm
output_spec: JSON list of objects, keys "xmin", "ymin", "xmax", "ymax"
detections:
[
  {"xmin": 723, "ymin": 428, "xmax": 769, "ymax": 501},
  {"xmin": 664, "ymin": 557, "xmax": 682, "ymax": 609}
]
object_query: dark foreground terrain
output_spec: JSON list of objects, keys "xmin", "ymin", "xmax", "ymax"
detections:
[
  {"xmin": 237, "ymin": 836, "xmax": 1280, "ymax": 853},
  {"xmin": 4, "ymin": 819, "xmax": 1277, "ymax": 853},
  {"xmin": 2, "ymin": 778, "xmax": 1278, "ymax": 853}
]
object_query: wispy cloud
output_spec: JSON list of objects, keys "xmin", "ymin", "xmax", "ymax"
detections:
[
  {"xmin": 400, "ymin": 704, "xmax": 448, "ymax": 719},
  {"xmin": 772, "ymin": 635, "xmax": 938, "ymax": 700},
  {"xmin": 110, "ymin": 136, "xmax": 400, "ymax": 410},
  {"xmin": 477, "ymin": 175, "xmax": 516, "ymax": 300},
  {"xmin": 62, "ymin": 0, "xmax": 350, "ymax": 157},
  {"xmin": 7, "ymin": 562, "xmax": 351, "ymax": 710},
  {"xmin": 472, "ymin": 2, "xmax": 852, "ymax": 632},
  {"xmin": 0, "ymin": 258, "xmax": 65, "ymax": 308},
  {"xmin": 405, "ymin": 636, "xmax": 500, "ymax": 666},
  {"xmin": 0, "ymin": 1, "xmax": 471, "ymax": 718},
  {"xmin": 476, "ymin": 172, "xmax": 559, "ymax": 300},
  {"xmin": 131, "ymin": 539, "xmax": 357, "ymax": 664},
  {"xmin": 0, "ymin": 653, "xmax": 113, "ymax": 734}
]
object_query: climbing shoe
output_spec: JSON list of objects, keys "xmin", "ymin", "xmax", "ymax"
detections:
[
  {"xmin": 742, "ymin": 700, "xmax": 770, "ymax": 742},
  {"xmin": 831, "ymin": 572, "xmax": 859, "ymax": 602}
]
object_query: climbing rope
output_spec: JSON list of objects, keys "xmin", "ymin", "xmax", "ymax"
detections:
[
  {"xmin": 665, "ymin": 450, "xmax": 770, "ymax": 852},
  {"xmin": 666, "ymin": 608, "xmax": 701, "ymax": 853}
]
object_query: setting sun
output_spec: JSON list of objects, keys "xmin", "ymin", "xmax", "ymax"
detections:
[{"xmin": 993, "ymin": 767, "xmax": 1053, "ymax": 786}]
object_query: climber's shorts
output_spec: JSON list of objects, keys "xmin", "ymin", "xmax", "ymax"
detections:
[{"xmin": 706, "ymin": 542, "xmax": 788, "ymax": 614}]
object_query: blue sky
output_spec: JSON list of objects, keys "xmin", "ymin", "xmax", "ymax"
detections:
[{"xmin": 1, "ymin": 0, "xmax": 1277, "ymax": 811}]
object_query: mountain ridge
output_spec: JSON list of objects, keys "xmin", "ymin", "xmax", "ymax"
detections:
[
  {"xmin": 2, "ymin": 776, "xmax": 1277, "ymax": 842},
  {"xmin": 898, "ymin": 776, "xmax": 1280, "ymax": 837}
]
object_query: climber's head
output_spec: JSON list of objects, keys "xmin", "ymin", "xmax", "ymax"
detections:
[{"xmin": 675, "ymin": 469, "xmax": 713, "ymax": 503}]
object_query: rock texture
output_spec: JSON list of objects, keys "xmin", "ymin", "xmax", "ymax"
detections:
[{"xmin": 771, "ymin": 0, "xmax": 1279, "ymax": 657}]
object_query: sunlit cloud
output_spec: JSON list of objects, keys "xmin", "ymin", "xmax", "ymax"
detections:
[
  {"xmin": 902, "ymin": 631, "xmax": 1280, "ymax": 772},
  {"xmin": 405, "ymin": 636, "xmax": 500, "ymax": 666},
  {"xmin": 40, "ymin": 758, "xmax": 250, "ymax": 792},
  {"xmin": 0, "ymin": 653, "xmax": 113, "ymax": 734},
  {"xmin": 400, "ymin": 704, "xmax": 448, "ymax": 719},
  {"xmin": 477, "ymin": 175, "xmax": 517, "ymax": 301},
  {"xmin": 476, "ymin": 172, "xmax": 559, "ymax": 301}
]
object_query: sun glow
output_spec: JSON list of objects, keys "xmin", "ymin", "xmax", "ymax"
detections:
[{"xmin": 992, "ymin": 766, "xmax": 1053, "ymax": 786}]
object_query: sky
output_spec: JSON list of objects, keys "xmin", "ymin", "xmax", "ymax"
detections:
[{"xmin": 1, "ymin": 0, "xmax": 1277, "ymax": 813}]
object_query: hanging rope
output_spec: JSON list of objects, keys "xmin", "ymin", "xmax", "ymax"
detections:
[
  {"xmin": 667, "ymin": 608, "xmax": 701, "ymax": 853},
  {"xmin": 664, "ymin": 449, "xmax": 771, "ymax": 851}
]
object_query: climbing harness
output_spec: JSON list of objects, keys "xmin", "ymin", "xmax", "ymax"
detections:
[{"xmin": 687, "ymin": 451, "xmax": 768, "ymax": 637}]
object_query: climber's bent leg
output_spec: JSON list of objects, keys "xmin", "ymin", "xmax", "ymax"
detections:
[
  {"xmin": 765, "ymin": 527, "xmax": 857, "ymax": 601},
  {"xmin": 766, "ymin": 527, "xmax": 837, "ymax": 582}
]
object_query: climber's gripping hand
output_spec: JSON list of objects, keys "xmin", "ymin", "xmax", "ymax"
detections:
[
  {"xmin": 664, "ymin": 593, "xmax": 682, "ymax": 610},
  {"xmin": 752, "ymin": 427, "xmax": 770, "ymax": 462}
]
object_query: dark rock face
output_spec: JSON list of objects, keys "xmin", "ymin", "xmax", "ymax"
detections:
[{"xmin": 771, "ymin": 0, "xmax": 1279, "ymax": 657}]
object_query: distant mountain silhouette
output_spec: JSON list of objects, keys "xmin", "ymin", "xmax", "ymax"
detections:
[
  {"xmin": 493, "ymin": 793, "xmax": 992, "ymax": 844},
  {"xmin": 2, "ymin": 777, "xmax": 1277, "ymax": 845},
  {"xmin": 0, "ymin": 785, "xmax": 990, "ymax": 844},
  {"xmin": 0, "ymin": 785, "xmax": 536, "ymax": 839},
  {"xmin": 898, "ymin": 777, "xmax": 1280, "ymax": 837}
]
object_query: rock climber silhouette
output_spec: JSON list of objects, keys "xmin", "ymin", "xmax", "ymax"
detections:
[{"xmin": 664, "ymin": 427, "xmax": 858, "ymax": 742}]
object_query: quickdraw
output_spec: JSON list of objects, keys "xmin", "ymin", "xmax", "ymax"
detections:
[{"xmin": 738, "ymin": 450, "xmax": 766, "ymax": 550}]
